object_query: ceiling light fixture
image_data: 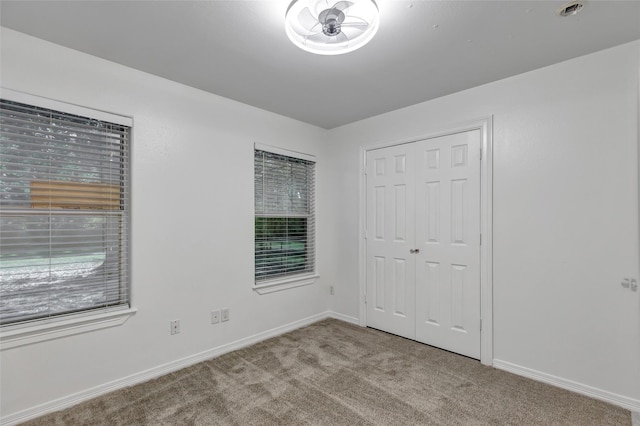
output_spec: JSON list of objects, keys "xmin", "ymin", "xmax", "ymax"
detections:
[{"xmin": 285, "ymin": 0, "xmax": 380, "ymax": 55}]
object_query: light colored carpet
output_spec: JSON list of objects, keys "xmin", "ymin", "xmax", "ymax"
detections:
[{"xmin": 24, "ymin": 319, "xmax": 630, "ymax": 425}]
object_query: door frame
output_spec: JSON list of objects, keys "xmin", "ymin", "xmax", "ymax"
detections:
[{"xmin": 359, "ymin": 117, "xmax": 494, "ymax": 366}]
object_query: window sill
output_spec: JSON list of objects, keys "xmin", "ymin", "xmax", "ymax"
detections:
[
  {"xmin": 0, "ymin": 307, "xmax": 137, "ymax": 350},
  {"xmin": 254, "ymin": 274, "xmax": 319, "ymax": 294}
]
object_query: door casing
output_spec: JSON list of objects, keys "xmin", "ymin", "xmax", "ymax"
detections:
[{"xmin": 359, "ymin": 117, "xmax": 494, "ymax": 366}]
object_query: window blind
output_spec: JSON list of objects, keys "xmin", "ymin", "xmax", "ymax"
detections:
[
  {"xmin": 0, "ymin": 98, "xmax": 130, "ymax": 325},
  {"xmin": 254, "ymin": 149, "xmax": 315, "ymax": 282}
]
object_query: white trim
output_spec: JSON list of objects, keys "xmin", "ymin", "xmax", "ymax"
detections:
[
  {"xmin": 364, "ymin": 118, "xmax": 491, "ymax": 152},
  {"xmin": 0, "ymin": 308, "xmax": 137, "ymax": 351},
  {"xmin": 358, "ymin": 146, "xmax": 368, "ymax": 327},
  {"xmin": 493, "ymin": 359, "xmax": 640, "ymax": 412},
  {"xmin": 327, "ymin": 311, "xmax": 360, "ymax": 325},
  {"xmin": 0, "ymin": 311, "xmax": 334, "ymax": 426},
  {"xmin": 253, "ymin": 274, "xmax": 319, "ymax": 294},
  {"xmin": 0, "ymin": 87, "xmax": 133, "ymax": 127},
  {"xmin": 478, "ymin": 116, "xmax": 494, "ymax": 366},
  {"xmin": 254, "ymin": 142, "xmax": 316, "ymax": 163},
  {"xmin": 359, "ymin": 117, "xmax": 494, "ymax": 365},
  {"xmin": 634, "ymin": 65, "xmax": 640, "ymax": 426}
]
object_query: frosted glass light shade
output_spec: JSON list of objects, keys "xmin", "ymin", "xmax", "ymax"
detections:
[{"xmin": 285, "ymin": 0, "xmax": 380, "ymax": 55}]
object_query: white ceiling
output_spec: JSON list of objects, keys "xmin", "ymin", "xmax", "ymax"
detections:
[{"xmin": 1, "ymin": 1, "xmax": 639, "ymax": 129}]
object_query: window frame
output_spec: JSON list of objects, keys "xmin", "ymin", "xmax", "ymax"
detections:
[
  {"xmin": 253, "ymin": 143, "xmax": 318, "ymax": 294},
  {"xmin": 0, "ymin": 88, "xmax": 135, "ymax": 349}
]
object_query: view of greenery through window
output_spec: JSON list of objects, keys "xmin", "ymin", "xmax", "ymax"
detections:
[
  {"xmin": 0, "ymin": 99, "xmax": 129, "ymax": 325},
  {"xmin": 254, "ymin": 149, "xmax": 315, "ymax": 282},
  {"xmin": 255, "ymin": 217, "xmax": 308, "ymax": 279}
]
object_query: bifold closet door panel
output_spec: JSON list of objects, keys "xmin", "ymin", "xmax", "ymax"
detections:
[
  {"xmin": 415, "ymin": 130, "xmax": 481, "ymax": 359},
  {"xmin": 365, "ymin": 143, "xmax": 416, "ymax": 340}
]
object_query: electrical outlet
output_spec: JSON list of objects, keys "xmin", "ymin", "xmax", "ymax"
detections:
[
  {"xmin": 211, "ymin": 310, "xmax": 220, "ymax": 324},
  {"xmin": 221, "ymin": 308, "xmax": 230, "ymax": 322},
  {"xmin": 329, "ymin": 285, "xmax": 335, "ymax": 295},
  {"xmin": 170, "ymin": 319, "xmax": 180, "ymax": 335}
]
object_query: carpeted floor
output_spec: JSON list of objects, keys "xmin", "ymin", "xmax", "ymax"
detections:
[{"xmin": 24, "ymin": 319, "xmax": 630, "ymax": 425}]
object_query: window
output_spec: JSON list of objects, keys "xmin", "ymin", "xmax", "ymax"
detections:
[
  {"xmin": 0, "ymin": 96, "xmax": 131, "ymax": 327},
  {"xmin": 254, "ymin": 146, "xmax": 316, "ymax": 288}
]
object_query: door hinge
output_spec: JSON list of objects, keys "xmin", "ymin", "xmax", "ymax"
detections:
[
  {"xmin": 364, "ymin": 294, "xmax": 367, "ymax": 304},
  {"xmin": 480, "ymin": 319, "xmax": 482, "ymax": 331},
  {"xmin": 480, "ymin": 233, "xmax": 482, "ymax": 245}
]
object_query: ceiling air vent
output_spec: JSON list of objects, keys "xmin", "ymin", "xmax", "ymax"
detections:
[{"xmin": 557, "ymin": 1, "xmax": 585, "ymax": 17}]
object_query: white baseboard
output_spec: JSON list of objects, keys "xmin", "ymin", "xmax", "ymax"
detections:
[
  {"xmin": 327, "ymin": 311, "xmax": 360, "ymax": 325},
  {"xmin": 493, "ymin": 359, "xmax": 640, "ymax": 412},
  {"xmin": 2, "ymin": 311, "xmax": 340, "ymax": 426}
]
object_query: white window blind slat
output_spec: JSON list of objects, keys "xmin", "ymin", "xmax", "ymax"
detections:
[
  {"xmin": 254, "ymin": 149, "xmax": 315, "ymax": 282},
  {"xmin": 0, "ymin": 123, "xmax": 129, "ymax": 144},
  {"xmin": 0, "ymin": 98, "xmax": 131, "ymax": 326}
]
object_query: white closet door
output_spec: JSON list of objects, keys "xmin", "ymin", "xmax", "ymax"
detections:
[
  {"xmin": 365, "ymin": 144, "xmax": 416, "ymax": 340},
  {"xmin": 414, "ymin": 130, "xmax": 481, "ymax": 359}
]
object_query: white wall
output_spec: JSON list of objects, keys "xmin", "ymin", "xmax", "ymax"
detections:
[
  {"xmin": 326, "ymin": 41, "xmax": 640, "ymax": 406},
  {"xmin": 0, "ymin": 28, "xmax": 332, "ymax": 420}
]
